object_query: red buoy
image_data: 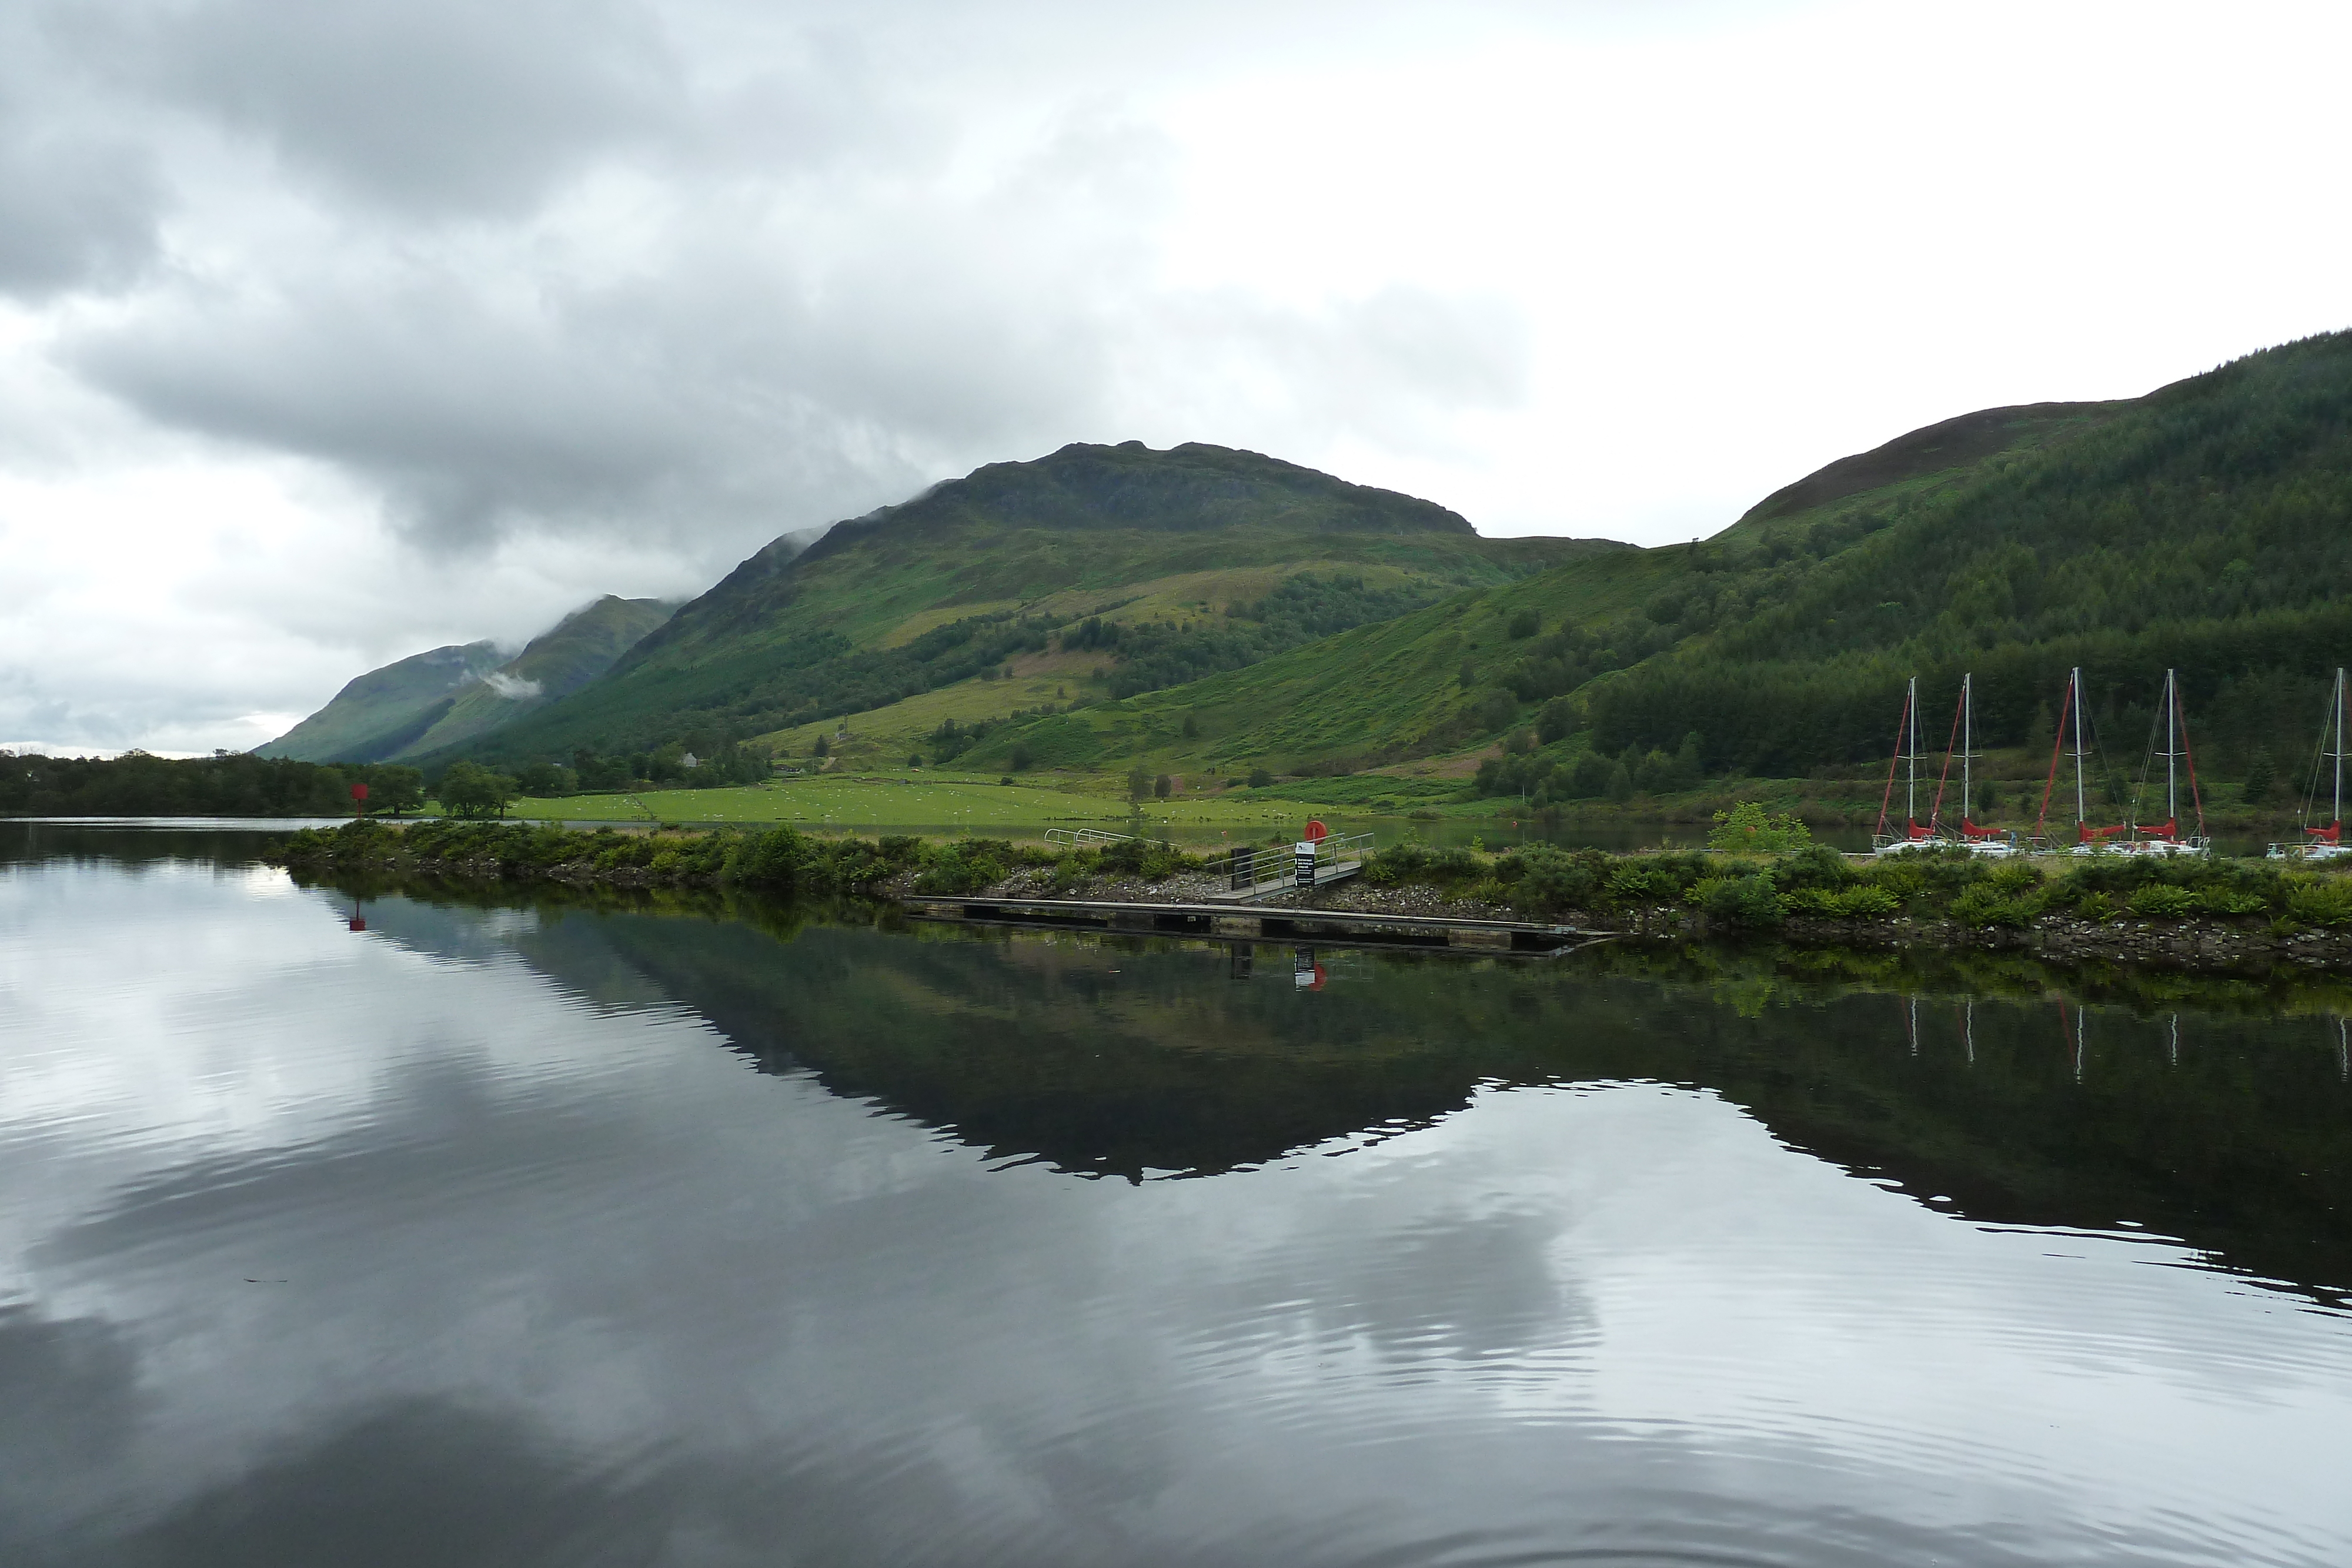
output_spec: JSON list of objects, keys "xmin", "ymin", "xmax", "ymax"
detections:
[{"xmin": 1303, "ymin": 819, "xmax": 1328, "ymax": 843}]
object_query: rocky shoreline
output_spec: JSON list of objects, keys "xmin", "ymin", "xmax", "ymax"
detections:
[
  {"xmin": 268, "ymin": 820, "xmax": 2352, "ymax": 977},
  {"xmin": 898, "ymin": 870, "xmax": 2352, "ymax": 974}
]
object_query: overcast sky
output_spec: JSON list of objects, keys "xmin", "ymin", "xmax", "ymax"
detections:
[{"xmin": 3, "ymin": 0, "xmax": 2347, "ymax": 755}]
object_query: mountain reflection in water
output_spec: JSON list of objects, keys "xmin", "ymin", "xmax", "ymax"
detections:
[{"xmin": 3, "ymin": 830, "xmax": 2351, "ymax": 1568}]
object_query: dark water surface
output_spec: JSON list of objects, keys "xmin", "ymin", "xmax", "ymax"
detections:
[{"xmin": 5, "ymin": 825, "xmax": 2351, "ymax": 1567}]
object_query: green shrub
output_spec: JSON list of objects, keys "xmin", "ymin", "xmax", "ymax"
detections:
[
  {"xmin": 1089, "ymin": 837, "xmax": 1194, "ymax": 881},
  {"xmin": 911, "ymin": 838, "xmax": 1017, "ymax": 894},
  {"xmin": 1863, "ymin": 861, "xmax": 1926, "ymax": 901},
  {"xmin": 1365, "ymin": 842, "xmax": 1435, "ymax": 887},
  {"xmin": 1770, "ymin": 842, "xmax": 1854, "ymax": 893},
  {"xmin": 1985, "ymin": 862, "xmax": 2043, "ymax": 895},
  {"xmin": 1702, "ymin": 872, "xmax": 1783, "ymax": 930},
  {"xmin": 1500, "ymin": 845, "xmax": 1609, "ymax": 915},
  {"xmin": 2286, "ymin": 877, "xmax": 2352, "ymax": 927},
  {"xmin": 1778, "ymin": 886, "xmax": 1835, "ymax": 917},
  {"xmin": 2126, "ymin": 884, "xmax": 2197, "ymax": 920},
  {"xmin": 2192, "ymin": 885, "xmax": 2267, "ymax": 917},
  {"xmin": 1707, "ymin": 801, "xmax": 1813, "ymax": 854},
  {"xmin": 1783, "ymin": 884, "xmax": 1903, "ymax": 920},
  {"xmin": 730, "ymin": 826, "xmax": 810, "ymax": 888},
  {"xmin": 2075, "ymin": 891, "xmax": 2117, "ymax": 921},
  {"xmin": 1365, "ymin": 842, "xmax": 1481, "ymax": 887},
  {"xmin": 1609, "ymin": 865, "xmax": 1669, "ymax": 902},
  {"xmin": 1609, "ymin": 859, "xmax": 1700, "ymax": 905},
  {"xmin": 1949, "ymin": 883, "xmax": 2040, "ymax": 927},
  {"xmin": 1835, "ymin": 885, "xmax": 1902, "ymax": 918}
]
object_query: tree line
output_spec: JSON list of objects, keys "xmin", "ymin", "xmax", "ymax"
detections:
[{"xmin": 1, "ymin": 752, "xmax": 425, "ymax": 817}]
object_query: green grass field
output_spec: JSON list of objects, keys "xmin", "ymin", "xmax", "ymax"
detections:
[{"xmin": 507, "ymin": 772, "xmax": 1364, "ymax": 837}]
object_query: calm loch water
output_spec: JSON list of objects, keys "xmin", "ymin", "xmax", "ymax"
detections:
[{"xmin": 4, "ymin": 825, "xmax": 2351, "ymax": 1567}]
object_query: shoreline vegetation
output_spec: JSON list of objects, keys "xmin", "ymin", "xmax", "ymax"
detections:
[
  {"xmin": 273, "ymin": 814, "xmax": 2352, "ymax": 977},
  {"xmin": 11, "ymin": 747, "xmax": 2343, "ymax": 841}
]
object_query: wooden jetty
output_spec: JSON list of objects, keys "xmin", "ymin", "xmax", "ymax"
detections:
[{"xmin": 899, "ymin": 894, "xmax": 1613, "ymax": 957}]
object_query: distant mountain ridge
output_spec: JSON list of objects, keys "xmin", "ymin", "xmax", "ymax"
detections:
[
  {"xmin": 626, "ymin": 440, "xmax": 1484, "ymax": 670},
  {"xmin": 259, "ymin": 596, "xmax": 674, "ymax": 762},
  {"xmin": 256, "ymin": 641, "xmax": 505, "ymax": 762},
  {"xmin": 447, "ymin": 440, "xmax": 1616, "ymax": 763},
  {"xmin": 1730, "ymin": 400, "xmax": 2124, "ymax": 528}
]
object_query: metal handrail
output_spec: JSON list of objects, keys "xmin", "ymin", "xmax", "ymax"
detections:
[
  {"xmin": 1045, "ymin": 827, "xmax": 1129, "ymax": 849},
  {"xmin": 1226, "ymin": 831, "xmax": 1373, "ymax": 892},
  {"xmin": 1043, "ymin": 827, "xmax": 1177, "ymax": 850}
]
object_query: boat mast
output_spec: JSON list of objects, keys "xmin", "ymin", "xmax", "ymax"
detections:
[
  {"xmin": 2166, "ymin": 668, "xmax": 2177, "ymax": 825},
  {"xmin": 2336, "ymin": 667, "xmax": 2346, "ymax": 830},
  {"xmin": 2072, "ymin": 666, "xmax": 2086, "ymax": 825},
  {"xmin": 1907, "ymin": 674, "xmax": 1918, "ymax": 828},
  {"xmin": 1962, "ymin": 673, "xmax": 1973, "ymax": 823}
]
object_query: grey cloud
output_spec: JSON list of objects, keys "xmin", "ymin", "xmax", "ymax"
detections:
[
  {"xmin": 64, "ymin": 215, "xmax": 1519, "ymax": 558},
  {"xmin": 0, "ymin": 119, "xmax": 162, "ymax": 297},
  {"xmin": 14, "ymin": 0, "xmax": 1533, "ymax": 570},
  {"xmin": 0, "ymin": 11, "xmax": 164, "ymax": 298},
  {"xmin": 65, "ymin": 259, "xmax": 1047, "ymax": 553},
  {"xmin": 58, "ymin": 111, "xmax": 1175, "ymax": 552},
  {"xmin": 84, "ymin": 0, "xmax": 682, "ymax": 216}
]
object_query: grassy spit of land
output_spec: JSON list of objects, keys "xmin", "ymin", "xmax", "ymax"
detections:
[
  {"xmin": 484, "ymin": 751, "xmax": 2335, "ymax": 840},
  {"xmin": 504, "ymin": 771, "xmax": 1338, "ymax": 831},
  {"xmin": 274, "ymin": 817, "xmax": 2352, "ymax": 975}
]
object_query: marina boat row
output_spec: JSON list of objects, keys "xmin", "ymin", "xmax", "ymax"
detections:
[
  {"xmin": 1871, "ymin": 672, "xmax": 2020, "ymax": 858},
  {"xmin": 1876, "ymin": 666, "xmax": 2220, "ymax": 858},
  {"xmin": 1873, "ymin": 664, "xmax": 2352, "ymax": 861}
]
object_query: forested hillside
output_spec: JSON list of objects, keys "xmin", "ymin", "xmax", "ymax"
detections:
[
  {"xmin": 1585, "ymin": 330, "xmax": 2352, "ymax": 776},
  {"xmin": 939, "ymin": 330, "xmax": 2352, "ymax": 798}
]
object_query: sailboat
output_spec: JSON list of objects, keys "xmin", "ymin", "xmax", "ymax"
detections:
[
  {"xmin": 2123, "ymin": 668, "xmax": 2209, "ymax": 857},
  {"xmin": 2033, "ymin": 666, "xmax": 2128, "ymax": 853},
  {"xmin": 1939, "ymin": 673, "xmax": 2015, "ymax": 858},
  {"xmin": 1872, "ymin": 676, "xmax": 1937, "ymax": 856},
  {"xmin": 2270, "ymin": 667, "xmax": 2351, "ymax": 862}
]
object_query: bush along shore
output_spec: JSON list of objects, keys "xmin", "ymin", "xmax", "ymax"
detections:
[{"xmin": 271, "ymin": 818, "xmax": 2352, "ymax": 974}]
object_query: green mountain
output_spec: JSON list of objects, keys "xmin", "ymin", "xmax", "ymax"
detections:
[
  {"xmin": 257, "ymin": 641, "xmax": 504, "ymax": 762},
  {"xmin": 262, "ymin": 596, "xmax": 673, "ymax": 763},
  {"xmin": 452, "ymin": 441, "xmax": 1621, "ymax": 765},
  {"xmin": 392, "ymin": 596, "xmax": 676, "ymax": 757},
  {"xmin": 1585, "ymin": 330, "xmax": 2352, "ymax": 776},
  {"xmin": 943, "ymin": 329, "xmax": 2352, "ymax": 793}
]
